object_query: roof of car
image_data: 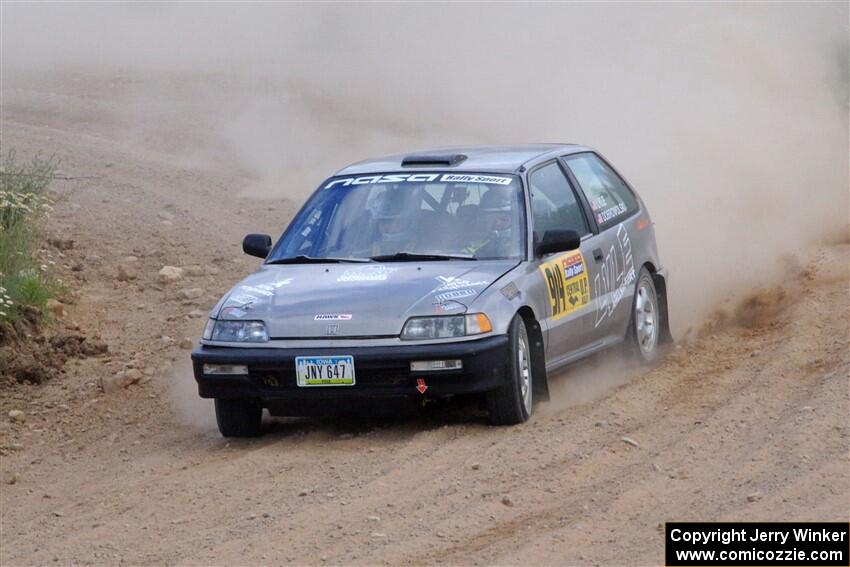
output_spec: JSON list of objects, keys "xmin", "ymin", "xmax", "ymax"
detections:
[{"xmin": 334, "ymin": 144, "xmax": 594, "ymax": 176}]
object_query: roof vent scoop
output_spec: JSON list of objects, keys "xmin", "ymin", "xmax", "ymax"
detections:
[{"xmin": 401, "ymin": 153, "xmax": 467, "ymax": 167}]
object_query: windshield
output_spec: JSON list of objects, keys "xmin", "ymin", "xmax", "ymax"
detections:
[{"xmin": 268, "ymin": 172, "xmax": 526, "ymax": 262}]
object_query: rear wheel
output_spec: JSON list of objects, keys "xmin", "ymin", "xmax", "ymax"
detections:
[
  {"xmin": 487, "ymin": 316, "xmax": 533, "ymax": 425},
  {"xmin": 629, "ymin": 267, "xmax": 660, "ymax": 362},
  {"xmin": 215, "ymin": 398, "xmax": 262, "ymax": 437}
]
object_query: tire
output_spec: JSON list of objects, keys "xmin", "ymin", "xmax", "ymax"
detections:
[
  {"xmin": 487, "ymin": 316, "xmax": 533, "ymax": 425},
  {"xmin": 628, "ymin": 267, "xmax": 661, "ymax": 363},
  {"xmin": 215, "ymin": 398, "xmax": 263, "ymax": 437}
]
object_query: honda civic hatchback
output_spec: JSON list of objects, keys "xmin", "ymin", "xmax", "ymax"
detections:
[{"xmin": 192, "ymin": 144, "xmax": 670, "ymax": 437}]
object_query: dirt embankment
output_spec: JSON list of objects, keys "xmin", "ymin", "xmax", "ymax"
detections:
[{"xmin": 0, "ymin": 71, "xmax": 848, "ymax": 566}]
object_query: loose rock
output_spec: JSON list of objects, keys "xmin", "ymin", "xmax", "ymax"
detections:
[
  {"xmin": 117, "ymin": 263, "xmax": 137, "ymax": 282},
  {"xmin": 8, "ymin": 410, "xmax": 25, "ymax": 423},
  {"xmin": 45, "ymin": 299, "xmax": 66, "ymax": 319},
  {"xmin": 177, "ymin": 288, "xmax": 204, "ymax": 300},
  {"xmin": 124, "ymin": 368, "xmax": 143, "ymax": 384},
  {"xmin": 101, "ymin": 369, "xmax": 143, "ymax": 393},
  {"xmin": 158, "ymin": 266, "xmax": 184, "ymax": 282}
]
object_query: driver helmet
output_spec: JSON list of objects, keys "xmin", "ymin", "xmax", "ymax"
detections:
[
  {"xmin": 372, "ymin": 188, "xmax": 414, "ymax": 243},
  {"xmin": 480, "ymin": 187, "xmax": 514, "ymax": 239}
]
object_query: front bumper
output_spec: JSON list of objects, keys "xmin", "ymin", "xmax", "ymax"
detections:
[{"xmin": 191, "ymin": 335, "xmax": 510, "ymax": 408}]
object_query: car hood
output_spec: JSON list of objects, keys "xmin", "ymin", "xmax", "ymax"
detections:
[{"xmin": 216, "ymin": 261, "xmax": 518, "ymax": 338}]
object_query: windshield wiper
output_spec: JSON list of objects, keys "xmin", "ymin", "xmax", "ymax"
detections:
[
  {"xmin": 266, "ymin": 255, "xmax": 372, "ymax": 265},
  {"xmin": 369, "ymin": 251, "xmax": 477, "ymax": 262}
]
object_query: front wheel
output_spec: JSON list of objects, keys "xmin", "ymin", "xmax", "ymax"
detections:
[
  {"xmin": 487, "ymin": 316, "xmax": 533, "ymax": 425},
  {"xmin": 215, "ymin": 398, "xmax": 263, "ymax": 437},
  {"xmin": 628, "ymin": 267, "xmax": 661, "ymax": 362}
]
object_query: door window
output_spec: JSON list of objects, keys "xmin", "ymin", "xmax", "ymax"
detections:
[
  {"xmin": 528, "ymin": 162, "xmax": 589, "ymax": 244},
  {"xmin": 564, "ymin": 154, "xmax": 638, "ymax": 230}
]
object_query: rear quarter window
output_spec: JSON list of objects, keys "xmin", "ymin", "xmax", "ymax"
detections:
[{"xmin": 564, "ymin": 153, "xmax": 638, "ymax": 230}]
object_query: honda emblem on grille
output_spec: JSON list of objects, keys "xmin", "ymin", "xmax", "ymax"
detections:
[{"xmin": 326, "ymin": 323, "xmax": 339, "ymax": 336}]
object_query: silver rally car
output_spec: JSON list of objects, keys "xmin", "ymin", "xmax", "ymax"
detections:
[{"xmin": 192, "ymin": 144, "xmax": 670, "ymax": 436}]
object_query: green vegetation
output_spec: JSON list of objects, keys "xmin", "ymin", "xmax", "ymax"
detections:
[{"xmin": 0, "ymin": 150, "xmax": 59, "ymax": 323}]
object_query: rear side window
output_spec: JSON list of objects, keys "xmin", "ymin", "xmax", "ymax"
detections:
[
  {"xmin": 528, "ymin": 162, "xmax": 589, "ymax": 242},
  {"xmin": 564, "ymin": 153, "xmax": 638, "ymax": 230}
]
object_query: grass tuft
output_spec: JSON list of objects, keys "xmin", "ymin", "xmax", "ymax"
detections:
[{"xmin": 0, "ymin": 149, "xmax": 60, "ymax": 324}]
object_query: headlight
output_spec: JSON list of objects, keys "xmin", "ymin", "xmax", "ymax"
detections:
[
  {"xmin": 209, "ymin": 320, "xmax": 269, "ymax": 343},
  {"xmin": 401, "ymin": 313, "xmax": 492, "ymax": 340}
]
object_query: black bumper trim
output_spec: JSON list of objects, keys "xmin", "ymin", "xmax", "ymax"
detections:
[{"xmin": 191, "ymin": 335, "xmax": 511, "ymax": 404}]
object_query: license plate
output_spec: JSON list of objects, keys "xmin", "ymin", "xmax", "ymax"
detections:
[{"xmin": 295, "ymin": 355, "xmax": 355, "ymax": 387}]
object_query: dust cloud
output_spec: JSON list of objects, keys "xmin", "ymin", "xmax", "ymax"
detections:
[
  {"xmin": 540, "ymin": 350, "xmax": 646, "ymax": 415},
  {"xmin": 3, "ymin": 2, "xmax": 848, "ymax": 339},
  {"xmin": 167, "ymin": 358, "xmax": 217, "ymax": 432}
]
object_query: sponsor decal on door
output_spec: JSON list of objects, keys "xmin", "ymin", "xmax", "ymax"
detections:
[{"xmin": 539, "ymin": 251, "xmax": 590, "ymax": 320}]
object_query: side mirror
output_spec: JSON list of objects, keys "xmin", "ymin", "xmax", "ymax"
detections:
[
  {"xmin": 536, "ymin": 229, "xmax": 581, "ymax": 257},
  {"xmin": 242, "ymin": 233, "xmax": 272, "ymax": 259}
]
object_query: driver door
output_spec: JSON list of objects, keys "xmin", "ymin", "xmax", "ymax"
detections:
[{"xmin": 528, "ymin": 161, "xmax": 601, "ymax": 361}]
